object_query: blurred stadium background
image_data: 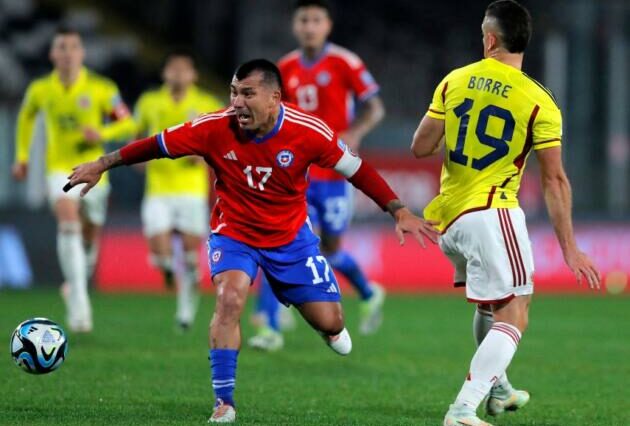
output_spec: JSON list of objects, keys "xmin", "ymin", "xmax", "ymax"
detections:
[{"xmin": 0, "ymin": 0, "xmax": 628, "ymax": 294}]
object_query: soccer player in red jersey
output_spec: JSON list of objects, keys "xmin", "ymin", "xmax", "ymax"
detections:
[
  {"xmin": 250, "ymin": 0, "xmax": 387, "ymax": 350},
  {"xmin": 65, "ymin": 59, "xmax": 438, "ymax": 423}
]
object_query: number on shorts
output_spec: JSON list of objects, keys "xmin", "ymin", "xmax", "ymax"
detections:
[{"xmin": 306, "ymin": 255, "xmax": 331, "ymax": 284}]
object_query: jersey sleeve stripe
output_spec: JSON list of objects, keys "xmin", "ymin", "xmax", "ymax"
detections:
[
  {"xmin": 192, "ymin": 109, "xmax": 235, "ymax": 127},
  {"xmin": 428, "ymin": 108, "xmax": 445, "ymax": 115},
  {"xmin": 156, "ymin": 131, "xmax": 171, "ymax": 157},
  {"xmin": 358, "ymin": 86, "xmax": 380, "ymax": 102},
  {"xmin": 522, "ymin": 73, "xmax": 559, "ymax": 108},
  {"xmin": 285, "ymin": 107, "xmax": 334, "ymax": 136},
  {"xmin": 441, "ymin": 81, "xmax": 449, "ymax": 104},
  {"xmin": 533, "ymin": 137, "xmax": 561, "ymax": 145},
  {"xmin": 284, "ymin": 108, "xmax": 334, "ymax": 138},
  {"xmin": 284, "ymin": 115, "xmax": 333, "ymax": 141}
]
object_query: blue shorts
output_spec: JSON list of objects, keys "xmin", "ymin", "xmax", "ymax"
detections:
[
  {"xmin": 208, "ymin": 223, "xmax": 341, "ymax": 306},
  {"xmin": 307, "ymin": 180, "xmax": 353, "ymax": 236}
]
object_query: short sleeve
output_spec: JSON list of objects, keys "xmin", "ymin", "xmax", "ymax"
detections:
[
  {"xmin": 426, "ymin": 77, "xmax": 448, "ymax": 120},
  {"xmin": 346, "ymin": 60, "xmax": 380, "ymax": 102},
  {"xmin": 158, "ymin": 119, "xmax": 212, "ymax": 159},
  {"xmin": 532, "ymin": 102, "xmax": 562, "ymax": 151},
  {"xmin": 313, "ymin": 133, "xmax": 345, "ymax": 169}
]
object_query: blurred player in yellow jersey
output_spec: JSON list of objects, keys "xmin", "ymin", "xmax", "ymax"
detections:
[
  {"xmin": 134, "ymin": 51, "xmax": 223, "ymax": 330},
  {"xmin": 12, "ymin": 28, "xmax": 134, "ymax": 333},
  {"xmin": 411, "ymin": 1, "xmax": 601, "ymax": 425}
]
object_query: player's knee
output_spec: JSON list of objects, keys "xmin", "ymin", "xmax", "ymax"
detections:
[
  {"xmin": 215, "ymin": 285, "xmax": 246, "ymax": 322},
  {"xmin": 315, "ymin": 313, "xmax": 344, "ymax": 336}
]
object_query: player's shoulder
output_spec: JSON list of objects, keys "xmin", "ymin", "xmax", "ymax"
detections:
[
  {"xmin": 84, "ymin": 69, "xmax": 116, "ymax": 88},
  {"xmin": 518, "ymin": 72, "xmax": 560, "ymax": 110},
  {"xmin": 442, "ymin": 60, "xmax": 486, "ymax": 83},
  {"xmin": 26, "ymin": 71, "xmax": 55, "ymax": 93},
  {"xmin": 282, "ymin": 103, "xmax": 335, "ymax": 142},
  {"xmin": 190, "ymin": 106, "xmax": 236, "ymax": 128},
  {"xmin": 278, "ymin": 49, "xmax": 301, "ymax": 69},
  {"xmin": 326, "ymin": 43, "xmax": 364, "ymax": 69}
]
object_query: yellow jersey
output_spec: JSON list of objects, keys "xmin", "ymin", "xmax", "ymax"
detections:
[
  {"xmin": 134, "ymin": 85, "xmax": 223, "ymax": 197},
  {"xmin": 424, "ymin": 58, "xmax": 562, "ymax": 231},
  {"xmin": 15, "ymin": 67, "xmax": 134, "ymax": 182}
]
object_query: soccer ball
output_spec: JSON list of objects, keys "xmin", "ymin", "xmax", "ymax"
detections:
[{"xmin": 10, "ymin": 318, "xmax": 68, "ymax": 374}]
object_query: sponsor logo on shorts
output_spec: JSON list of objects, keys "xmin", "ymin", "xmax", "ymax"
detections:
[
  {"xmin": 276, "ymin": 150, "xmax": 295, "ymax": 168},
  {"xmin": 211, "ymin": 249, "xmax": 222, "ymax": 263}
]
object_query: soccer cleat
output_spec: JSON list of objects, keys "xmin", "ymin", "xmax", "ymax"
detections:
[
  {"xmin": 278, "ymin": 305, "xmax": 297, "ymax": 331},
  {"xmin": 444, "ymin": 404, "xmax": 494, "ymax": 426},
  {"xmin": 60, "ymin": 282, "xmax": 93, "ymax": 333},
  {"xmin": 486, "ymin": 387, "xmax": 530, "ymax": 416},
  {"xmin": 359, "ymin": 283, "xmax": 386, "ymax": 335},
  {"xmin": 247, "ymin": 327, "xmax": 284, "ymax": 352},
  {"xmin": 208, "ymin": 400, "xmax": 236, "ymax": 423}
]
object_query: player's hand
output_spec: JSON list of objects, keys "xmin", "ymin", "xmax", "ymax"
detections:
[
  {"xmin": 564, "ymin": 249, "xmax": 601, "ymax": 290},
  {"xmin": 339, "ymin": 131, "xmax": 361, "ymax": 152},
  {"xmin": 82, "ymin": 126, "xmax": 102, "ymax": 145},
  {"xmin": 394, "ymin": 207, "xmax": 440, "ymax": 247},
  {"xmin": 11, "ymin": 163, "xmax": 28, "ymax": 181},
  {"xmin": 64, "ymin": 160, "xmax": 105, "ymax": 197}
]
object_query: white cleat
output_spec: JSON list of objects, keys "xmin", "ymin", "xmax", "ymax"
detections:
[
  {"xmin": 208, "ymin": 400, "xmax": 236, "ymax": 423},
  {"xmin": 444, "ymin": 404, "xmax": 494, "ymax": 426},
  {"xmin": 278, "ymin": 305, "xmax": 297, "ymax": 331},
  {"xmin": 486, "ymin": 387, "xmax": 530, "ymax": 416},
  {"xmin": 247, "ymin": 328, "xmax": 284, "ymax": 352},
  {"xmin": 323, "ymin": 328, "xmax": 352, "ymax": 355},
  {"xmin": 359, "ymin": 283, "xmax": 386, "ymax": 335},
  {"xmin": 61, "ymin": 282, "xmax": 93, "ymax": 333}
]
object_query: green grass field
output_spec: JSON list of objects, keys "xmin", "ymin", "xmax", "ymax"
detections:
[{"xmin": 1, "ymin": 289, "xmax": 629, "ymax": 425}]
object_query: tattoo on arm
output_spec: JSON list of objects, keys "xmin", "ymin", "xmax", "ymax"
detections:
[
  {"xmin": 98, "ymin": 150, "xmax": 122, "ymax": 171},
  {"xmin": 386, "ymin": 199, "xmax": 406, "ymax": 217}
]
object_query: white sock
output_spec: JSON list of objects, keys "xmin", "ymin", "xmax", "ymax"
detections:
[
  {"xmin": 84, "ymin": 240, "xmax": 98, "ymax": 279},
  {"xmin": 57, "ymin": 223, "xmax": 91, "ymax": 325},
  {"xmin": 151, "ymin": 254, "xmax": 173, "ymax": 273},
  {"xmin": 473, "ymin": 307, "xmax": 512, "ymax": 391},
  {"xmin": 454, "ymin": 322, "xmax": 521, "ymax": 410},
  {"xmin": 176, "ymin": 251, "xmax": 200, "ymax": 324},
  {"xmin": 323, "ymin": 328, "xmax": 352, "ymax": 356}
]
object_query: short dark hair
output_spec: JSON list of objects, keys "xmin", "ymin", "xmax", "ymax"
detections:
[
  {"xmin": 164, "ymin": 48, "xmax": 197, "ymax": 69},
  {"xmin": 293, "ymin": 0, "xmax": 332, "ymax": 14},
  {"xmin": 54, "ymin": 25, "xmax": 81, "ymax": 38},
  {"xmin": 485, "ymin": 0, "xmax": 532, "ymax": 53},
  {"xmin": 234, "ymin": 59, "xmax": 282, "ymax": 89}
]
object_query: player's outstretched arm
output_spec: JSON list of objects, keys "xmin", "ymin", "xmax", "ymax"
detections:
[
  {"xmin": 411, "ymin": 115, "xmax": 445, "ymax": 158},
  {"xmin": 64, "ymin": 135, "xmax": 164, "ymax": 196},
  {"xmin": 341, "ymin": 158, "xmax": 439, "ymax": 247},
  {"xmin": 536, "ymin": 146, "xmax": 601, "ymax": 289}
]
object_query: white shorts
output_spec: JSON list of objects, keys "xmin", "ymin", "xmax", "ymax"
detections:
[
  {"xmin": 439, "ymin": 207, "xmax": 535, "ymax": 304},
  {"xmin": 141, "ymin": 195, "xmax": 209, "ymax": 237},
  {"xmin": 47, "ymin": 173, "xmax": 110, "ymax": 226}
]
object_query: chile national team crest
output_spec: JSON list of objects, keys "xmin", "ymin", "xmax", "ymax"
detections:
[
  {"xmin": 211, "ymin": 249, "xmax": 222, "ymax": 263},
  {"xmin": 276, "ymin": 150, "xmax": 295, "ymax": 168}
]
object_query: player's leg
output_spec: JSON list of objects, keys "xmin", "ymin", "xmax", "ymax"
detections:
[
  {"xmin": 248, "ymin": 275, "xmax": 284, "ymax": 351},
  {"xmin": 295, "ymin": 301, "xmax": 351, "ymax": 355},
  {"xmin": 443, "ymin": 208, "xmax": 534, "ymax": 426},
  {"xmin": 142, "ymin": 196, "xmax": 175, "ymax": 287},
  {"xmin": 80, "ymin": 217, "xmax": 100, "ymax": 281},
  {"xmin": 207, "ymin": 234, "xmax": 260, "ymax": 423},
  {"xmin": 174, "ymin": 196, "xmax": 208, "ymax": 329},
  {"xmin": 317, "ymin": 181, "xmax": 384, "ymax": 334}
]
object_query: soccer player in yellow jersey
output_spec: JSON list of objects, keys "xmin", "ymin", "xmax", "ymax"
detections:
[
  {"xmin": 12, "ymin": 28, "xmax": 134, "ymax": 333},
  {"xmin": 134, "ymin": 51, "xmax": 223, "ymax": 330},
  {"xmin": 411, "ymin": 2, "xmax": 601, "ymax": 425}
]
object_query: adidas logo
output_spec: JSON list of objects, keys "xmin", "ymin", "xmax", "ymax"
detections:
[
  {"xmin": 223, "ymin": 150, "xmax": 237, "ymax": 161},
  {"xmin": 326, "ymin": 284, "xmax": 338, "ymax": 294}
]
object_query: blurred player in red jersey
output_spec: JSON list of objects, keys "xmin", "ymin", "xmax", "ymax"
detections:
[
  {"xmin": 250, "ymin": 0, "xmax": 387, "ymax": 351},
  {"xmin": 65, "ymin": 59, "xmax": 438, "ymax": 423}
]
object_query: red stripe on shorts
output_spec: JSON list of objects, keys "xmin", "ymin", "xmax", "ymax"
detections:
[
  {"xmin": 498, "ymin": 209, "xmax": 519, "ymax": 286},
  {"xmin": 503, "ymin": 209, "xmax": 526, "ymax": 286}
]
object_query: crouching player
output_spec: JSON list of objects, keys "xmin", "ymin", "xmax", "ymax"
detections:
[{"xmin": 64, "ymin": 59, "xmax": 438, "ymax": 423}]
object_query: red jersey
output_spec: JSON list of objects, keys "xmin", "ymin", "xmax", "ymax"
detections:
[
  {"xmin": 156, "ymin": 103, "xmax": 360, "ymax": 248},
  {"xmin": 278, "ymin": 43, "xmax": 379, "ymax": 181}
]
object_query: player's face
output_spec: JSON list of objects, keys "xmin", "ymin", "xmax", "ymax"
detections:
[
  {"xmin": 49, "ymin": 34, "xmax": 84, "ymax": 73},
  {"xmin": 230, "ymin": 72, "xmax": 281, "ymax": 133},
  {"xmin": 293, "ymin": 6, "xmax": 332, "ymax": 51},
  {"xmin": 163, "ymin": 56, "xmax": 197, "ymax": 90}
]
